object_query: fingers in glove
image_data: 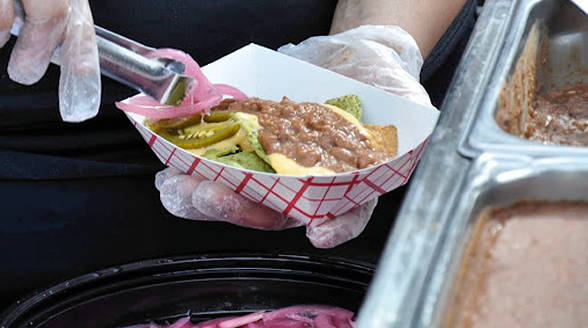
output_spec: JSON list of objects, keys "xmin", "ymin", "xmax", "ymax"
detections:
[
  {"xmin": 158, "ymin": 170, "xmax": 303, "ymax": 229},
  {"xmin": 0, "ymin": 0, "xmax": 14, "ymax": 47},
  {"xmin": 8, "ymin": 0, "xmax": 68, "ymax": 85},
  {"xmin": 192, "ymin": 180, "xmax": 295, "ymax": 230},
  {"xmin": 58, "ymin": 0, "xmax": 100, "ymax": 122},
  {"xmin": 158, "ymin": 173, "xmax": 213, "ymax": 220},
  {"xmin": 306, "ymin": 198, "xmax": 378, "ymax": 248},
  {"xmin": 155, "ymin": 167, "xmax": 183, "ymax": 191}
]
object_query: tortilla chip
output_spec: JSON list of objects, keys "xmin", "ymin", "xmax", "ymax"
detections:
[
  {"xmin": 364, "ymin": 124, "xmax": 398, "ymax": 157},
  {"xmin": 213, "ymin": 151, "xmax": 276, "ymax": 173},
  {"xmin": 202, "ymin": 145, "xmax": 240, "ymax": 158},
  {"xmin": 232, "ymin": 112, "xmax": 272, "ymax": 165},
  {"xmin": 326, "ymin": 94, "xmax": 362, "ymax": 120}
]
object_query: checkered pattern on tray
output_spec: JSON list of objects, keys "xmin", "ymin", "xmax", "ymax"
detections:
[{"xmin": 133, "ymin": 118, "xmax": 429, "ymax": 225}]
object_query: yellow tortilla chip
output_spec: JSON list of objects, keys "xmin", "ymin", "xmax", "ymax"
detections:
[{"xmin": 364, "ymin": 124, "xmax": 398, "ymax": 157}]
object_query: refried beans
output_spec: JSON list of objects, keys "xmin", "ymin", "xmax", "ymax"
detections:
[
  {"xmin": 525, "ymin": 83, "xmax": 588, "ymax": 146},
  {"xmin": 211, "ymin": 97, "xmax": 393, "ymax": 172},
  {"xmin": 447, "ymin": 201, "xmax": 588, "ymax": 328}
]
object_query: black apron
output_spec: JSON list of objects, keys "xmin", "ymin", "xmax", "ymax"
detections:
[{"xmin": 0, "ymin": 0, "xmax": 476, "ymax": 308}]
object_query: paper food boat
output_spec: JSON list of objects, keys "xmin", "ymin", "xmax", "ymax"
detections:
[{"xmin": 124, "ymin": 44, "xmax": 439, "ymax": 225}]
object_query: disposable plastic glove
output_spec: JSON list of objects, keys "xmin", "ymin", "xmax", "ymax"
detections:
[
  {"xmin": 156, "ymin": 25, "xmax": 433, "ymax": 248},
  {"xmin": 155, "ymin": 167, "xmax": 302, "ymax": 231},
  {"xmin": 0, "ymin": 0, "xmax": 100, "ymax": 122},
  {"xmin": 156, "ymin": 166, "xmax": 377, "ymax": 248},
  {"xmin": 279, "ymin": 25, "xmax": 432, "ymax": 107}
]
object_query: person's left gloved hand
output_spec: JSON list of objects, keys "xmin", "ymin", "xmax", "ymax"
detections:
[
  {"xmin": 156, "ymin": 25, "xmax": 433, "ymax": 248},
  {"xmin": 156, "ymin": 166, "xmax": 378, "ymax": 248},
  {"xmin": 0, "ymin": 0, "xmax": 100, "ymax": 122}
]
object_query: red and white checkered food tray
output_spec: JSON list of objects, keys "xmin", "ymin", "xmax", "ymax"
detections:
[{"xmin": 124, "ymin": 44, "xmax": 439, "ymax": 225}]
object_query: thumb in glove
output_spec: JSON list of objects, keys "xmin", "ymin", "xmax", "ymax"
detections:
[{"xmin": 306, "ymin": 198, "xmax": 378, "ymax": 249}]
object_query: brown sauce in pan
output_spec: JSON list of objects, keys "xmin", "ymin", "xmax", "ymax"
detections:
[
  {"xmin": 525, "ymin": 84, "xmax": 588, "ymax": 146},
  {"xmin": 211, "ymin": 98, "xmax": 392, "ymax": 172},
  {"xmin": 447, "ymin": 201, "xmax": 588, "ymax": 328}
]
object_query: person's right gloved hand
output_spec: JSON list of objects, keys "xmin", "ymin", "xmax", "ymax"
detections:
[{"xmin": 0, "ymin": 0, "xmax": 100, "ymax": 122}]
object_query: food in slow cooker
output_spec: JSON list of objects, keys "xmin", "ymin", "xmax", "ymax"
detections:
[{"xmin": 125, "ymin": 305, "xmax": 354, "ymax": 328}]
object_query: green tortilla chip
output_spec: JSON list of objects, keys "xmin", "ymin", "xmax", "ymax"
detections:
[
  {"xmin": 206, "ymin": 151, "xmax": 275, "ymax": 173},
  {"xmin": 202, "ymin": 145, "xmax": 240, "ymax": 158},
  {"xmin": 325, "ymin": 94, "xmax": 363, "ymax": 121},
  {"xmin": 232, "ymin": 112, "xmax": 271, "ymax": 165}
]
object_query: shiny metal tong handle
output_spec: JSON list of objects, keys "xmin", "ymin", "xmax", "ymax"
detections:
[{"xmin": 10, "ymin": 4, "xmax": 192, "ymax": 106}]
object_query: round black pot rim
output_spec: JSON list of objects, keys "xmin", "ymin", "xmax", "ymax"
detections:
[{"xmin": 1, "ymin": 251, "xmax": 374, "ymax": 328}]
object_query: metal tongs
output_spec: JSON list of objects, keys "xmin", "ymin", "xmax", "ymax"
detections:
[
  {"xmin": 10, "ymin": 12, "xmax": 193, "ymax": 106},
  {"xmin": 94, "ymin": 26, "xmax": 194, "ymax": 106}
]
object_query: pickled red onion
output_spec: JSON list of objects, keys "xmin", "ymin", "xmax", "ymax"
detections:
[
  {"xmin": 217, "ymin": 312, "xmax": 265, "ymax": 328},
  {"xmin": 125, "ymin": 306, "xmax": 354, "ymax": 328},
  {"xmin": 167, "ymin": 317, "xmax": 191, "ymax": 328},
  {"xmin": 115, "ymin": 48, "xmax": 247, "ymax": 119}
]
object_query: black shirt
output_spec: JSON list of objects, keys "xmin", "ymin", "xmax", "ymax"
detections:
[
  {"xmin": 0, "ymin": 0, "xmax": 340, "ymax": 178},
  {"xmin": 0, "ymin": 0, "xmax": 476, "ymax": 309}
]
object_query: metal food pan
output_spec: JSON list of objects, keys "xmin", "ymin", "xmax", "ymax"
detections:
[
  {"xmin": 460, "ymin": 0, "xmax": 588, "ymax": 158},
  {"xmin": 355, "ymin": 1, "xmax": 586, "ymax": 327},
  {"xmin": 413, "ymin": 154, "xmax": 588, "ymax": 328}
]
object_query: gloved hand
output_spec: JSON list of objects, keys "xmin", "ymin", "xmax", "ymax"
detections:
[
  {"xmin": 0, "ymin": 0, "xmax": 100, "ymax": 122},
  {"xmin": 155, "ymin": 168, "xmax": 303, "ymax": 231},
  {"xmin": 279, "ymin": 25, "xmax": 432, "ymax": 108},
  {"xmin": 156, "ymin": 25, "xmax": 433, "ymax": 248}
]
